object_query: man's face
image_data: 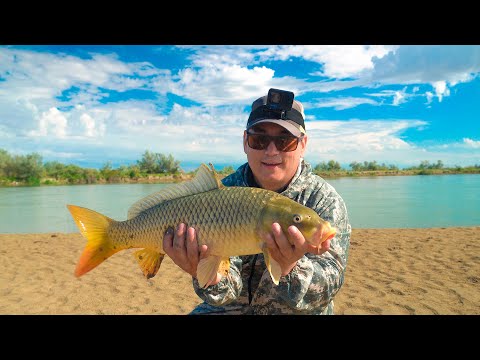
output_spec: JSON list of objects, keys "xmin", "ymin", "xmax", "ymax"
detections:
[{"xmin": 243, "ymin": 122, "xmax": 307, "ymax": 192}]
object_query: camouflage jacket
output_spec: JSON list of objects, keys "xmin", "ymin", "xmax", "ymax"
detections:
[{"xmin": 190, "ymin": 160, "xmax": 351, "ymax": 315}]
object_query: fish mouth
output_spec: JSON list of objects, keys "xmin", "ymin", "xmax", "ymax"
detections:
[
  {"xmin": 322, "ymin": 227, "xmax": 336, "ymax": 242},
  {"xmin": 311, "ymin": 225, "xmax": 336, "ymax": 247}
]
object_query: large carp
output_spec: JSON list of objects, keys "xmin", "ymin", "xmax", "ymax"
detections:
[{"xmin": 67, "ymin": 163, "xmax": 336, "ymax": 287}]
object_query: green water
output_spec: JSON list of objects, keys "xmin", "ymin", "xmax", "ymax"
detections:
[{"xmin": 1, "ymin": 174, "xmax": 479, "ymax": 233}]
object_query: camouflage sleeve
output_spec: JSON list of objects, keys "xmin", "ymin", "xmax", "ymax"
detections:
[
  {"xmin": 275, "ymin": 223, "xmax": 351, "ymax": 311},
  {"xmin": 260, "ymin": 190, "xmax": 351, "ymax": 312},
  {"xmin": 192, "ymin": 256, "xmax": 243, "ymax": 306}
]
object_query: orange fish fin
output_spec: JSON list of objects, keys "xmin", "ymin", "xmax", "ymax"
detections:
[
  {"xmin": 262, "ymin": 249, "xmax": 282, "ymax": 285},
  {"xmin": 67, "ymin": 204, "xmax": 117, "ymax": 277},
  {"xmin": 133, "ymin": 249, "xmax": 165, "ymax": 279},
  {"xmin": 197, "ymin": 256, "xmax": 229, "ymax": 288}
]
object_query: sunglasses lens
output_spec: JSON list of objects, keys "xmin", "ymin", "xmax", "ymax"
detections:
[
  {"xmin": 276, "ymin": 136, "xmax": 298, "ymax": 152},
  {"xmin": 247, "ymin": 134, "xmax": 299, "ymax": 152},
  {"xmin": 247, "ymin": 134, "xmax": 266, "ymax": 150}
]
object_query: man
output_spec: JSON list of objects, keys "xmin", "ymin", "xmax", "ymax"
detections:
[{"xmin": 163, "ymin": 88, "xmax": 351, "ymax": 314}]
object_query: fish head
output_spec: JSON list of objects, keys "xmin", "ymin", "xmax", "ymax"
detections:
[{"xmin": 261, "ymin": 196, "xmax": 336, "ymax": 248}]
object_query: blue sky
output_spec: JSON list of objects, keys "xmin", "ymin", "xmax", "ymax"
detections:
[{"xmin": 1, "ymin": 45, "xmax": 479, "ymax": 171}]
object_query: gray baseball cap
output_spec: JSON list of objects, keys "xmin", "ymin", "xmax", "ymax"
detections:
[{"xmin": 246, "ymin": 93, "xmax": 306, "ymax": 137}]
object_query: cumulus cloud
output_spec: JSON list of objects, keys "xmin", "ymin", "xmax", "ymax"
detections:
[
  {"xmin": 432, "ymin": 81, "xmax": 451, "ymax": 102},
  {"xmin": 80, "ymin": 113, "xmax": 97, "ymax": 137},
  {"xmin": 171, "ymin": 65, "xmax": 277, "ymax": 106},
  {"xmin": 254, "ymin": 45, "xmax": 398, "ymax": 79},
  {"xmin": 369, "ymin": 45, "xmax": 480, "ymax": 102},
  {"xmin": 302, "ymin": 119, "xmax": 480, "ymax": 168},
  {"xmin": 28, "ymin": 107, "xmax": 68, "ymax": 138}
]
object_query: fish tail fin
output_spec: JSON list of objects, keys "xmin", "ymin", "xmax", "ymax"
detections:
[{"xmin": 67, "ymin": 204, "xmax": 117, "ymax": 277}]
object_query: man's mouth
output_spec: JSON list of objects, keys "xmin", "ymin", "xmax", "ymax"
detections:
[{"xmin": 261, "ymin": 161, "xmax": 282, "ymax": 167}]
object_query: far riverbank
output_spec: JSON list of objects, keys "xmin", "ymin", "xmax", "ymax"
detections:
[{"xmin": 2, "ymin": 168, "xmax": 480, "ymax": 187}]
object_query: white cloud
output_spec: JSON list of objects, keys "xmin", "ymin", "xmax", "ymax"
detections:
[
  {"xmin": 180, "ymin": 45, "xmax": 258, "ymax": 68},
  {"xmin": 0, "ymin": 47, "xmax": 164, "ymax": 110},
  {"xmin": 169, "ymin": 46, "xmax": 401, "ymax": 102},
  {"xmin": 432, "ymin": 81, "xmax": 451, "ymax": 102},
  {"xmin": 80, "ymin": 113, "xmax": 97, "ymax": 137},
  {"xmin": 305, "ymin": 119, "xmax": 425, "ymax": 155},
  {"xmin": 366, "ymin": 87, "xmax": 411, "ymax": 106},
  {"xmin": 171, "ymin": 65, "xmax": 278, "ymax": 106},
  {"xmin": 180, "ymin": 45, "xmax": 397, "ymax": 80},
  {"xmin": 425, "ymin": 91, "xmax": 434, "ymax": 105},
  {"xmin": 463, "ymin": 138, "xmax": 480, "ymax": 148},
  {"xmin": 307, "ymin": 97, "xmax": 379, "ymax": 110},
  {"xmin": 28, "ymin": 107, "xmax": 68, "ymax": 138},
  {"xmin": 255, "ymin": 45, "xmax": 397, "ymax": 79},
  {"xmin": 393, "ymin": 87, "xmax": 408, "ymax": 106},
  {"xmin": 300, "ymin": 119, "xmax": 480, "ymax": 168},
  {"xmin": 369, "ymin": 45, "xmax": 480, "ymax": 102}
]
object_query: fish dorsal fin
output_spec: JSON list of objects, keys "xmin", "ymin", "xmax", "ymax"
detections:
[{"xmin": 127, "ymin": 163, "xmax": 222, "ymax": 219}]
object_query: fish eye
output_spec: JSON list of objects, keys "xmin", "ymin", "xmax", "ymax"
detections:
[{"xmin": 293, "ymin": 214, "xmax": 302, "ymax": 223}]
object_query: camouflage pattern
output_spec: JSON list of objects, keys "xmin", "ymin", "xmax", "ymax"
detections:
[{"xmin": 190, "ymin": 159, "xmax": 351, "ymax": 315}]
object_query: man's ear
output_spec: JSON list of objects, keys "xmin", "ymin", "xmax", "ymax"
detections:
[
  {"xmin": 299, "ymin": 134, "xmax": 308, "ymax": 157},
  {"xmin": 243, "ymin": 130, "xmax": 248, "ymax": 154}
]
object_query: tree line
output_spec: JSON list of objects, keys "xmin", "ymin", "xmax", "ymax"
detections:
[
  {"xmin": 312, "ymin": 159, "xmax": 480, "ymax": 176},
  {"xmin": 0, "ymin": 149, "xmax": 185, "ymax": 186},
  {"xmin": 1, "ymin": 148, "xmax": 479, "ymax": 186}
]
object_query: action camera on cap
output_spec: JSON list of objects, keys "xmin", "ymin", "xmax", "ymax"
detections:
[{"xmin": 266, "ymin": 88, "xmax": 295, "ymax": 114}]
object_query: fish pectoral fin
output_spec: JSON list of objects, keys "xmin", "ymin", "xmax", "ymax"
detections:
[
  {"xmin": 133, "ymin": 249, "xmax": 165, "ymax": 279},
  {"xmin": 262, "ymin": 249, "xmax": 282, "ymax": 285},
  {"xmin": 197, "ymin": 256, "xmax": 229, "ymax": 288}
]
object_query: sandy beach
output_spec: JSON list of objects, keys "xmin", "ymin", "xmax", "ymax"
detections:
[{"xmin": 1, "ymin": 227, "xmax": 479, "ymax": 315}]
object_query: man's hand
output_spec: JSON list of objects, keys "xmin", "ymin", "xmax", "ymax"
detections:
[
  {"xmin": 162, "ymin": 223, "xmax": 222, "ymax": 286},
  {"xmin": 264, "ymin": 223, "xmax": 331, "ymax": 276}
]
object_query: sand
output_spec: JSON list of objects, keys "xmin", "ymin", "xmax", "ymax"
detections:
[{"xmin": 1, "ymin": 227, "xmax": 479, "ymax": 315}]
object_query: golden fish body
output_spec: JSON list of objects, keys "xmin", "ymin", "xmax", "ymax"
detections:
[
  {"xmin": 110, "ymin": 187, "xmax": 275, "ymax": 256},
  {"xmin": 67, "ymin": 164, "xmax": 335, "ymax": 287}
]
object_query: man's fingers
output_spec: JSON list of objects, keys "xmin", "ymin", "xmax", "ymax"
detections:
[
  {"xmin": 264, "ymin": 230, "xmax": 279, "ymax": 252},
  {"xmin": 272, "ymin": 223, "xmax": 294, "ymax": 258},
  {"xmin": 173, "ymin": 223, "xmax": 186, "ymax": 250},
  {"xmin": 288, "ymin": 225, "xmax": 307, "ymax": 256},
  {"xmin": 186, "ymin": 226, "xmax": 198, "ymax": 261},
  {"xmin": 163, "ymin": 227, "xmax": 174, "ymax": 254},
  {"xmin": 199, "ymin": 244, "xmax": 209, "ymax": 259}
]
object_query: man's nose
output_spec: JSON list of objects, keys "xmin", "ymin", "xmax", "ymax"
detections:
[{"xmin": 265, "ymin": 139, "xmax": 280, "ymax": 155}]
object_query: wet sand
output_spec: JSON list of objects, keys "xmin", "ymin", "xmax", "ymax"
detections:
[{"xmin": 1, "ymin": 227, "xmax": 479, "ymax": 315}]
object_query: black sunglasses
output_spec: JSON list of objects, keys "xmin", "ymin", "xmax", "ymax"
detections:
[{"xmin": 246, "ymin": 131, "xmax": 303, "ymax": 152}]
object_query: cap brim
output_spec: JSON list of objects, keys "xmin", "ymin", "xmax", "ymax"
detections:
[{"xmin": 247, "ymin": 119, "xmax": 303, "ymax": 137}]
